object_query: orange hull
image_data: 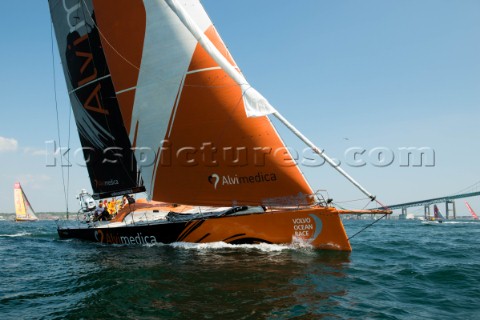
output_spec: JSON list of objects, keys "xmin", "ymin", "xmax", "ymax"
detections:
[
  {"xmin": 60, "ymin": 203, "xmax": 352, "ymax": 251},
  {"xmin": 178, "ymin": 208, "xmax": 351, "ymax": 251}
]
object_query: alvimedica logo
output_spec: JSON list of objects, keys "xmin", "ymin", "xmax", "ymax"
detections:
[{"xmin": 209, "ymin": 172, "xmax": 277, "ymax": 190}]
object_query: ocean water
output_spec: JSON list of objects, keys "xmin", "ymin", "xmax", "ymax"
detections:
[{"xmin": 0, "ymin": 219, "xmax": 479, "ymax": 319}]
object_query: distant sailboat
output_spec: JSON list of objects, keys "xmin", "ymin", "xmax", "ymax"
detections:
[
  {"xmin": 14, "ymin": 182, "xmax": 38, "ymax": 222},
  {"xmin": 425, "ymin": 205, "xmax": 444, "ymax": 223},
  {"xmin": 49, "ymin": 0, "xmax": 390, "ymax": 250},
  {"xmin": 464, "ymin": 201, "xmax": 479, "ymax": 220}
]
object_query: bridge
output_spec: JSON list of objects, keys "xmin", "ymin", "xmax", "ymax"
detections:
[{"xmin": 376, "ymin": 191, "xmax": 480, "ymax": 219}]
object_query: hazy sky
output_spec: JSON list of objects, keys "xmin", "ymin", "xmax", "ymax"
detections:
[{"xmin": 0, "ymin": 0, "xmax": 479, "ymax": 215}]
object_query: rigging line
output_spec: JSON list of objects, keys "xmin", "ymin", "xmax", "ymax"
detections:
[
  {"xmin": 374, "ymin": 198, "xmax": 391, "ymax": 211},
  {"xmin": 334, "ymin": 197, "xmax": 371, "ymax": 204},
  {"xmin": 347, "ymin": 214, "xmax": 387, "ymax": 241},
  {"xmin": 332, "ymin": 202, "xmax": 347, "ymax": 210},
  {"xmin": 454, "ymin": 180, "xmax": 480, "ymax": 195},
  {"xmin": 51, "ymin": 22, "xmax": 68, "ymax": 212},
  {"xmin": 66, "ymin": 86, "xmax": 72, "ymax": 217},
  {"xmin": 360, "ymin": 199, "xmax": 372, "ymax": 210}
]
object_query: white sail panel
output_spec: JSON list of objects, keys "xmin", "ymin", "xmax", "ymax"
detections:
[{"xmin": 131, "ymin": 0, "xmax": 212, "ymax": 196}]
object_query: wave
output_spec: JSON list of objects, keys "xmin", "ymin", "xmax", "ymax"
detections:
[
  {"xmin": 165, "ymin": 241, "xmax": 304, "ymax": 252},
  {"xmin": 442, "ymin": 221, "xmax": 480, "ymax": 224},
  {"xmin": 0, "ymin": 232, "xmax": 32, "ymax": 237}
]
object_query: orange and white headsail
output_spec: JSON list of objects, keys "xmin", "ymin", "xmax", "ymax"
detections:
[
  {"xmin": 89, "ymin": 0, "xmax": 315, "ymax": 206},
  {"xmin": 14, "ymin": 183, "xmax": 38, "ymax": 221}
]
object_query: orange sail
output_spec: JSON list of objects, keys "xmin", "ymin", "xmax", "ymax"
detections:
[
  {"xmin": 14, "ymin": 183, "xmax": 38, "ymax": 221},
  {"xmin": 92, "ymin": 0, "xmax": 314, "ymax": 206}
]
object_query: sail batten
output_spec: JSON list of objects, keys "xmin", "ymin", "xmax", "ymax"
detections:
[
  {"xmin": 186, "ymin": 66, "xmax": 223, "ymax": 75},
  {"xmin": 68, "ymin": 74, "xmax": 112, "ymax": 95}
]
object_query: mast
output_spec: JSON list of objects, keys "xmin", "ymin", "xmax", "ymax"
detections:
[{"xmin": 164, "ymin": 0, "xmax": 376, "ymax": 201}]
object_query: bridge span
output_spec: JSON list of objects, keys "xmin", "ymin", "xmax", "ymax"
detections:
[{"xmin": 376, "ymin": 191, "xmax": 480, "ymax": 219}]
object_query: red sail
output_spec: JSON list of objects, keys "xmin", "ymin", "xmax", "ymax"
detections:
[{"xmin": 465, "ymin": 201, "xmax": 479, "ymax": 220}]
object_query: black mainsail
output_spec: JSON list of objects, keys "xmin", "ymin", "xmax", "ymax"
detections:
[{"xmin": 49, "ymin": 0, "xmax": 144, "ymax": 199}]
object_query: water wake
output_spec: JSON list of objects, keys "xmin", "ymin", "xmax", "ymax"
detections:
[
  {"xmin": 166, "ymin": 241, "xmax": 306, "ymax": 252},
  {"xmin": 0, "ymin": 232, "xmax": 31, "ymax": 237}
]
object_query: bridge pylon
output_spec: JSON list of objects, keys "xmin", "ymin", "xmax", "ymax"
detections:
[
  {"xmin": 445, "ymin": 200, "xmax": 456, "ymax": 220},
  {"xmin": 424, "ymin": 205, "xmax": 431, "ymax": 220}
]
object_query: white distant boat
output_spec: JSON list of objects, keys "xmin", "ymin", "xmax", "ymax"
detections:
[
  {"xmin": 398, "ymin": 212, "xmax": 415, "ymax": 220},
  {"xmin": 406, "ymin": 213, "xmax": 415, "ymax": 220},
  {"xmin": 14, "ymin": 182, "xmax": 38, "ymax": 222}
]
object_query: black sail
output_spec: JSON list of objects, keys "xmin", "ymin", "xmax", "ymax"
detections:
[{"xmin": 49, "ymin": 0, "xmax": 144, "ymax": 199}]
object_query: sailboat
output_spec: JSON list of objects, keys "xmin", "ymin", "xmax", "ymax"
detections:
[
  {"xmin": 49, "ymin": 0, "xmax": 390, "ymax": 250},
  {"xmin": 465, "ymin": 201, "xmax": 479, "ymax": 220},
  {"xmin": 424, "ymin": 204, "xmax": 444, "ymax": 224},
  {"xmin": 14, "ymin": 182, "xmax": 39, "ymax": 222}
]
